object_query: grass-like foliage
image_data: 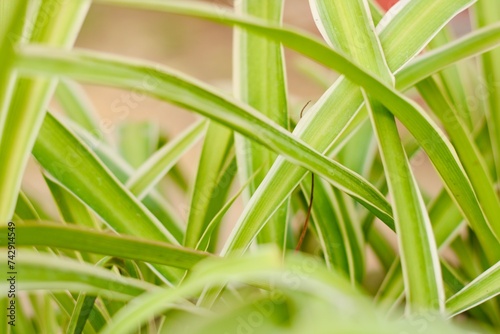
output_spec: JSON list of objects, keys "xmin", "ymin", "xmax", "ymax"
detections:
[{"xmin": 1, "ymin": 0, "xmax": 500, "ymax": 333}]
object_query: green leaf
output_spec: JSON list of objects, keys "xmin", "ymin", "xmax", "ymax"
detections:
[
  {"xmin": 446, "ymin": 261, "xmax": 500, "ymax": 317},
  {"xmin": 55, "ymin": 79, "xmax": 103, "ymax": 140},
  {"xmin": 185, "ymin": 122, "xmax": 235, "ymax": 249},
  {"xmin": 475, "ymin": 0, "xmax": 500, "ymax": 181},
  {"xmin": 302, "ymin": 176, "xmax": 365, "ymax": 283},
  {"xmin": 429, "ymin": 30, "xmax": 474, "ymax": 130},
  {"xmin": 0, "ymin": 251, "xmax": 159, "ymax": 301},
  {"xmin": 15, "ymin": 190, "xmax": 42, "ymax": 221},
  {"xmin": 43, "ymin": 285, "xmax": 110, "ymax": 330},
  {"xmin": 417, "ymin": 77, "xmax": 500, "ymax": 243},
  {"xmin": 311, "ymin": 0, "xmax": 444, "ymax": 312},
  {"xmin": 99, "ymin": 248, "xmax": 474, "ymax": 334},
  {"xmin": 336, "ymin": 119, "xmax": 374, "ymax": 176},
  {"xmin": 16, "ymin": 46, "xmax": 394, "ymax": 236},
  {"xmin": 366, "ymin": 225, "xmax": 396, "ymax": 271},
  {"xmin": 33, "ymin": 113, "xmax": 177, "ymax": 244},
  {"xmin": 126, "ymin": 119, "xmax": 206, "ymax": 200},
  {"xmin": 440, "ymin": 262, "xmax": 499, "ymax": 325},
  {"xmin": 0, "ymin": 0, "xmax": 90, "ymax": 224},
  {"xmin": 32, "ymin": 112, "xmax": 185, "ymax": 282},
  {"xmin": 0, "ymin": 1, "xmax": 28, "ymax": 146},
  {"xmin": 70, "ymin": 121, "xmax": 185, "ymax": 242},
  {"xmin": 65, "ymin": 294, "xmax": 97, "ymax": 334},
  {"xmin": 376, "ymin": 0, "xmax": 473, "ymax": 67},
  {"xmin": 0, "ymin": 223, "xmax": 209, "ymax": 269},
  {"xmin": 397, "ymin": 23, "xmax": 500, "ymax": 90},
  {"xmin": 45, "ymin": 175, "xmax": 99, "ymax": 230},
  {"xmin": 118, "ymin": 121, "xmax": 160, "ymax": 169},
  {"xmin": 234, "ymin": 0, "xmax": 289, "ymax": 248},
  {"xmin": 99, "ymin": 248, "xmax": 362, "ymax": 334},
  {"xmin": 195, "ymin": 162, "xmax": 256, "ymax": 251},
  {"xmin": 300, "ymin": 176, "xmax": 350, "ymax": 275}
]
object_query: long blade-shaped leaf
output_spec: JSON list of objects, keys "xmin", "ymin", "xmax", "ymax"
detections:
[
  {"xmin": 16, "ymin": 47, "xmax": 394, "ymax": 230},
  {"xmin": 14, "ymin": 190, "xmax": 42, "ymax": 221},
  {"xmin": 417, "ymin": 78, "xmax": 500, "ymax": 243},
  {"xmin": 33, "ymin": 112, "xmax": 184, "ymax": 282},
  {"xmin": 195, "ymin": 162, "xmax": 256, "ymax": 251},
  {"xmin": 33, "ymin": 113, "xmax": 177, "ymax": 244},
  {"xmin": 70, "ymin": 121, "xmax": 185, "ymax": 242},
  {"xmin": 234, "ymin": 0, "xmax": 289, "ymax": 248},
  {"xmin": 0, "ymin": 1, "xmax": 28, "ymax": 146},
  {"xmin": 0, "ymin": 251, "xmax": 159, "ymax": 301},
  {"xmin": 66, "ymin": 293, "xmax": 98, "ymax": 334},
  {"xmin": 475, "ymin": 0, "xmax": 500, "ymax": 181},
  {"xmin": 397, "ymin": 23, "xmax": 500, "ymax": 90},
  {"xmin": 185, "ymin": 124, "xmax": 235, "ymax": 249},
  {"xmin": 0, "ymin": 0, "xmax": 90, "ymax": 224},
  {"xmin": 126, "ymin": 119, "xmax": 206, "ymax": 199},
  {"xmin": 100, "ymin": 248, "xmax": 472, "ymax": 334},
  {"xmin": 300, "ymin": 177, "xmax": 351, "ymax": 277},
  {"xmin": 55, "ymin": 79, "xmax": 103, "ymax": 140},
  {"xmin": 45, "ymin": 175, "xmax": 99, "ymax": 230},
  {"xmin": 118, "ymin": 121, "xmax": 159, "ymax": 169},
  {"xmin": 446, "ymin": 261, "xmax": 500, "ymax": 316},
  {"xmin": 0, "ymin": 223, "xmax": 210, "ymax": 269},
  {"xmin": 311, "ymin": 0, "xmax": 444, "ymax": 312},
  {"xmin": 429, "ymin": 30, "xmax": 474, "ymax": 130}
]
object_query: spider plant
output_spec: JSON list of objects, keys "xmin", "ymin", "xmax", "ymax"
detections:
[{"xmin": 1, "ymin": 0, "xmax": 500, "ymax": 333}]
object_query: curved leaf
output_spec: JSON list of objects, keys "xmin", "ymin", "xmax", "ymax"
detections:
[
  {"xmin": 446, "ymin": 261, "xmax": 500, "ymax": 317},
  {"xmin": 16, "ymin": 46, "xmax": 394, "ymax": 231},
  {"xmin": 0, "ymin": 223, "xmax": 210, "ymax": 269},
  {"xmin": 397, "ymin": 23, "xmax": 500, "ymax": 90},
  {"xmin": 0, "ymin": 251, "xmax": 159, "ymax": 301}
]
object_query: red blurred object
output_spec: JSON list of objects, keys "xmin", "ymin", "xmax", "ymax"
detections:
[{"xmin": 377, "ymin": 0, "xmax": 399, "ymax": 11}]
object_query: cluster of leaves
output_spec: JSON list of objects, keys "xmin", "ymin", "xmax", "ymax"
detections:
[{"xmin": 1, "ymin": 0, "xmax": 500, "ymax": 333}]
